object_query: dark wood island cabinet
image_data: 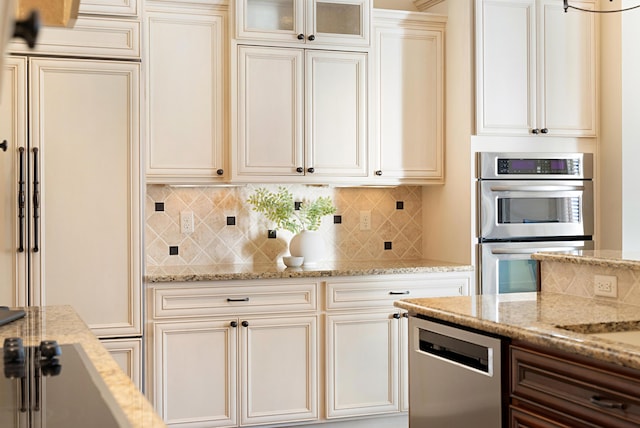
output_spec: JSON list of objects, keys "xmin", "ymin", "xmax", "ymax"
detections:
[{"xmin": 510, "ymin": 342, "xmax": 640, "ymax": 428}]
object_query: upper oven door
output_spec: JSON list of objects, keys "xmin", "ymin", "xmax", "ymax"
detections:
[{"xmin": 479, "ymin": 180, "xmax": 594, "ymax": 241}]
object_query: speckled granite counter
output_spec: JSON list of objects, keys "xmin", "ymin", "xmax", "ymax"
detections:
[
  {"xmin": 0, "ymin": 306, "xmax": 165, "ymax": 427},
  {"xmin": 145, "ymin": 259, "xmax": 473, "ymax": 283},
  {"xmin": 394, "ymin": 292, "xmax": 640, "ymax": 371},
  {"xmin": 533, "ymin": 249, "xmax": 640, "ymax": 269}
]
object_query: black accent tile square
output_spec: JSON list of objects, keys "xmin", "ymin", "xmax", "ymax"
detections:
[
  {"xmin": 226, "ymin": 216, "xmax": 236, "ymax": 226},
  {"xmin": 268, "ymin": 230, "xmax": 277, "ymax": 239},
  {"xmin": 169, "ymin": 246, "xmax": 179, "ymax": 255},
  {"xmin": 396, "ymin": 201, "xmax": 404, "ymax": 210},
  {"xmin": 294, "ymin": 201, "xmax": 302, "ymax": 210},
  {"xmin": 384, "ymin": 241, "xmax": 392, "ymax": 250},
  {"xmin": 155, "ymin": 202, "xmax": 165, "ymax": 212},
  {"xmin": 333, "ymin": 215, "xmax": 342, "ymax": 224}
]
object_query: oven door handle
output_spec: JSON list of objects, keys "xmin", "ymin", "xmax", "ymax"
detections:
[
  {"xmin": 491, "ymin": 246, "xmax": 583, "ymax": 255},
  {"xmin": 489, "ymin": 185, "xmax": 585, "ymax": 192}
]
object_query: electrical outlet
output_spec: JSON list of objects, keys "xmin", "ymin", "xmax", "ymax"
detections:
[
  {"xmin": 594, "ymin": 275, "xmax": 617, "ymax": 297},
  {"xmin": 180, "ymin": 211, "xmax": 194, "ymax": 234},
  {"xmin": 360, "ymin": 210, "xmax": 371, "ymax": 231}
]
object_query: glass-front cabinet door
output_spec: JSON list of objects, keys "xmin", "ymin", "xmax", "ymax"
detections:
[{"xmin": 236, "ymin": 0, "xmax": 370, "ymax": 47}]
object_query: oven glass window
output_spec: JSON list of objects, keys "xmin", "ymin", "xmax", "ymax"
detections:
[
  {"xmin": 498, "ymin": 259, "xmax": 538, "ymax": 293},
  {"xmin": 497, "ymin": 197, "xmax": 581, "ymax": 225}
]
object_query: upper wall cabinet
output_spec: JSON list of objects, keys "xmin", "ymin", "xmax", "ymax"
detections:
[
  {"xmin": 235, "ymin": 0, "xmax": 371, "ymax": 48},
  {"xmin": 372, "ymin": 10, "xmax": 445, "ymax": 184},
  {"xmin": 144, "ymin": 3, "xmax": 227, "ymax": 184},
  {"xmin": 475, "ymin": 0, "xmax": 597, "ymax": 137}
]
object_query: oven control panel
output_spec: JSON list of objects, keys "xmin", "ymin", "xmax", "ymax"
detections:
[{"xmin": 497, "ymin": 158, "xmax": 580, "ymax": 175}]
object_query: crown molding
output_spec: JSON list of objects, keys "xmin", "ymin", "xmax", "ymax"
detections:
[{"xmin": 413, "ymin": 0, "xmax": 445, "ymax": 12}]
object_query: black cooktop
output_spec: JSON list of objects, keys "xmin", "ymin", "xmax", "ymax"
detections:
[{"xmin": 1, "ymin": 339, "xmax": 132, "ymax": 427}]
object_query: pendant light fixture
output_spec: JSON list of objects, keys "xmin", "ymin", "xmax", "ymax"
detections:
[{"xmin": 564, "ymin": 0, "xmax": 640, "ymax": 13}]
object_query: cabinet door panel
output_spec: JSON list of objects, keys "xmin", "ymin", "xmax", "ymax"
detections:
[
  {"xmin": 306, "ymin": 50, "xmax": 367, "ymax": 177},
  {"xmin": 375, "ymin": 18, "xmax": 443, "ymax": 181},
  {"xmin": 146, "ymin": 11, "xmax": 226, "ymax": 182},
  {"xmin": 240, "ymin": 316, "xmax": 318, "ymax": 425},
  {"xmin": 326, "ymin": 311, "xmax": 399, "ymax": 418},
  {"xmin": 29, "ymin": 58, "xmax": 141, "ymax": 337},
  {"xmin": 236, "ymin": 46, "xmax": 304, "ymax": 176},
  {"xmin": 0, "ymin": 57, "xmax": 27, "ymax": 307},
  {"xmin": 476, "ymin": 0, "xmax": 535, "ymax": 135},
  {"xmin": 539, "ymin": 0, "xmax": 596, "ymax": 136},
  {"xmin": 102, "ymin": 338, "xmax": 142, "ymax": 390},
  {"xmin": 154, "ymin": 320, "xmax": 237, "ymax": 427}
]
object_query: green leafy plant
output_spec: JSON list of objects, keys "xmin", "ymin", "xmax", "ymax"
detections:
[{"xmin": 247, "ymin": 187, "xmax": 336, "ymax": 234}]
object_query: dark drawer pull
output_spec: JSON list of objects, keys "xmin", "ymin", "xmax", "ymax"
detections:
[
  {"xmin": 590, "ymin": 395, "xmax": 625, "ymax": 409},
  {"xmin": 389, "ymin": 291, "xmax": 410, "ymax": 295},
  {"xmin": 226, "ymin": 297, "xmax": 249, "ymax": 302}
]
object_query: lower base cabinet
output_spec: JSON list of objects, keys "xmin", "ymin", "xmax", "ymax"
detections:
[
  {"xmin": 510, "ymin": 343, "xmax": 640, "ymax": 428},
  {"xmin": 147, "ymin": 272, "xmax": 472, "ymax": 427},
  {"xmin": 153, "ymin": 316, "xmax": 318, "ymax": 427}
]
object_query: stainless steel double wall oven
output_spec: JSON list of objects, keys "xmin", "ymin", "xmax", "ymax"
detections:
[{"xmin": 477, "ymin": 152, "xmax": 594, "ymax": 294}]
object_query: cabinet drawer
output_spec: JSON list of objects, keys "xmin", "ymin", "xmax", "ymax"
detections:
[
  {"xmin": 8, "ymin": 17, "xmax": 140, "ymax": 59},
  {"xmin": 511, "ymin": 345, "xmax": 640, "ymax": 427},
  {"xmin": 326, "ymin": 274, "xmax": 470, "ymax": 310},
  {"xmin": 152, "ymin": 281, "xmax": 318, "ymax": 318}
]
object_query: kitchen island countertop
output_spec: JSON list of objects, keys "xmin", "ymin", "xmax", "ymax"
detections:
[
  {"xmin": 145, "ymin": 259, "xmax": 473, "ymax": 283},
  {"xmin": 394, "ymin": 292, "xmax": 640, "ymax": 371},
  {"xmin": 0, "ymin": 305, "xmax": 165, "ymax": 427}
]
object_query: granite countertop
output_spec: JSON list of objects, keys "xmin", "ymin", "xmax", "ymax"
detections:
[
  {"xmin": 394, "ymin": 292, "xmax": 640, "ymax": 371},
  {"xmin": 533, "ymin": 249, "xmax": 640, "ymax": 269},
  {"xmin": 145, "ymin": 259, "xmax": 473, "ymax": 283},
  {"xmin": 0, "ymin": 306, "xmax": 165, "ymax": 427}
]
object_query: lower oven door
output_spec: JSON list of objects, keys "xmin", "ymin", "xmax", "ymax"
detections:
[{"xmin": 479, "ymin": 240, "xmax": 594, "ymax": 294}]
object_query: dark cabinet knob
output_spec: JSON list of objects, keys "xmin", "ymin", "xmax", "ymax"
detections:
[
  {"xmin": 13, "ymin": 10, "xmax": 40, "ymax": 49},
  {"xmin": 230, "ymin": 321, "xmax": 238, "ymax": 328},
  {"xmin": 3, "ymin": 338, "xmax": 24, "ymax": 363},
  {"xmin": 297, "ymin": 33, "xmax": 304, "ymax": 40},
  {"xmin": 39, "ymin": 340, "xmax": 61, "ymax": 359},
  {"xmin": 540, "ymin": 128, "xmax": 549, "ymax": 134},
  {"xmin": 531, "ymin": 128, "xmax": 539, "ymax": 134},
  {"xmin": 241, "ymin": 320, "xmax": 249, "ymax": 327},
  {"xmin": 307, "ymin": 167, "xmax": 315, "ymax": 173},
  {"xmin": 0, "ymin": 140, "xmax": 7, "ymax": 152},
  {"xmin": 308, "ymin": 34, "xmax": 316, "ymax": 41},
  {"xmin": 296, "ymin": 167, "xmax": 304, "ymax": 173},
  {"xmin": 392, "ymin": 313, "xmax": 401, "ymax": 319},
  {"xmin": 216, "ymin": 169, "xmax": 224, "ymax": 175},
  {"xmin": 375, "ymin": 170, "xmax": 383, "ymax": 176},
  {"xmin": 403, "ymin": 312, "xmax": 409, "ymax": 318}
]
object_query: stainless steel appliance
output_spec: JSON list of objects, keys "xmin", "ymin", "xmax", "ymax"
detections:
[
  {"xmin": 1, "ymin": 338, "xmax": 132, "ymax": 427},
  {"xmin": 409, "ymin": 316, "xmax": 504, "ymax": 427},
  {"xmin": 477, "ymin": 152, "xmax": 594, "ymax": 294}
]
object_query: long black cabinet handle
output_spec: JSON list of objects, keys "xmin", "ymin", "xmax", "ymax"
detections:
[
  {"xmin": 590, "ymin": 395, "xmax": 625, "ymax": 409},
  {"xmin": 389, "ymin": 291, "xmax": 410, "ymax": 295},
  {"xmin": 18, "ymin": 148, "xmax": 25, "ymax": 252},
  {"xmin": 226, "ymin": 297, "xmax": 249, "ymax": 302},
  {"xmin": 32, "ymin": 148, "xmax": 39, "ymax": 252}
]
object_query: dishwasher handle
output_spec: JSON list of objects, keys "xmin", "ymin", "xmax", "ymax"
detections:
[{"xmin": 418, "ymin": 328, "xmax": 490, "ymax": 373}]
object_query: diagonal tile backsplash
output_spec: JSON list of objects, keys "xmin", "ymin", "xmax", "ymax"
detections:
[{"xmin": 145, "ymin": 184, "xmax": 423, "ymax": 266}]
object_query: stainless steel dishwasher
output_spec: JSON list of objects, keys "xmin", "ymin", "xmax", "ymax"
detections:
[{"xmin": 409, "ymin": 316, "xmax": 504, "ymax": 427}]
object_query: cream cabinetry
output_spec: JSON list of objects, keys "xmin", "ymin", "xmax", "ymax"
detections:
[
  {"xmin": 235, "ymin": 0, "xmax": 371, "ymax": 48},
  {"xmin": 324, "ymin": 273, "xmax": 471, "ymax": 418},
  {"xmin": 103, "ymin": 338, "xmax": 143, "ymax": 390},
  {"xmin": 144, "ymin": 3, "xmax": 228, "ymax": 183},
  {"xmin": 475, "ymin": 0, "xmax": 597, "ymax": 137},
  {"xmin": 372, "ymin": 9, "xmax": 445, "ymax": 184},
  {"xmin": 148, "ymin": 280, "xmax": 319, "ymax": 427},
  {"xmin": 79, "ymin": 0, "xmax": 140, "ymax": 16},
  {"xmin": 233, "ymin": 45, "xmax": 368, "ymax": 183},
  {"xmin": 0, "ymin": 56, "xmax": 142, "ymax": 338}
]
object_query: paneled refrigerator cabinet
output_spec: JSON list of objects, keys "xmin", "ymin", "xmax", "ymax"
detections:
[{"xmin": 0, "ymin": 56, "xmax": 142, "ymax": 339}]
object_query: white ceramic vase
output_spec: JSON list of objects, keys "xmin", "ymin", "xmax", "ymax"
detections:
[{"xmin": 289, "ymin": 230, "xmax": 325, "ymax": 266}]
